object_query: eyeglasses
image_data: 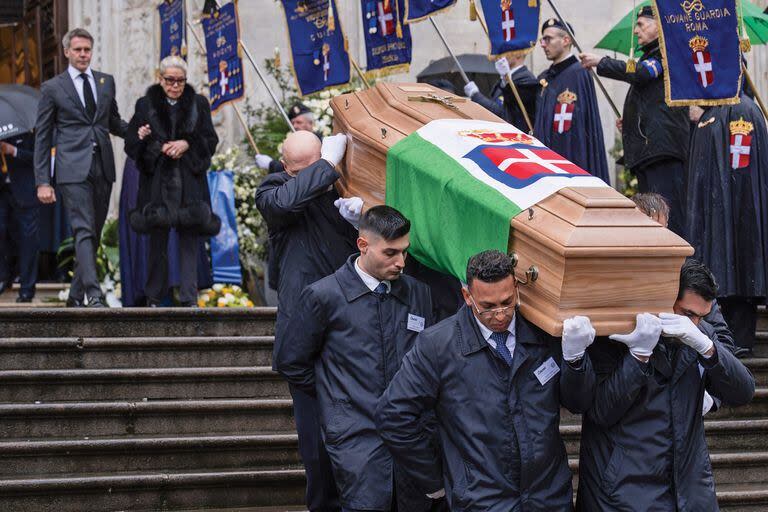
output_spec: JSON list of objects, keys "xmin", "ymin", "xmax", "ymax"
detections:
[
  {"xmin": 540, "ymin": 36, "xmax": 563, "ymax": 44},
  {"xmin": 162, "ymin": 76, "xmax": 187, "ymax": 86},
  {"xmin": 469, "ymin": 295, "xmax": 516, "ymax": 320}
]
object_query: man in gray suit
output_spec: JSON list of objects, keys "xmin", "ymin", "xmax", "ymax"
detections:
[{"xmin": 34, "ymin": 28, "xmax": 127, "ymax": 307}]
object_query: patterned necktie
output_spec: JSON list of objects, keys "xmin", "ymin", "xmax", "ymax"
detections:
[
  {"xmin": 490, "ymin": 331, "xmax": 513, "ymax": 366},
  {"xmin": 373, "ymin": 282, "xmax": 389, "ymax": 297},
  {"xmin": 80, "ymin": 73, "xmax": 97, "ymax": 120}
]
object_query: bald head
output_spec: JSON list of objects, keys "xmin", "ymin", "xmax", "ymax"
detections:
[{"xmin": 281, "ymin": 131, "xmax": 322, "ymax": 175}]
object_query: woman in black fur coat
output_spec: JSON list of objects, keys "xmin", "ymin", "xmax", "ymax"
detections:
[{"xmin": 124, "ymin": 56, "xmax": 220, "ymax": 306}]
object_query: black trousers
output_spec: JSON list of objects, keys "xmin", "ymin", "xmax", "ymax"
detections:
[
  {"xmin": 145, "ymin": 229, "xmax": 199, "ymax": 305},
  {"xmin": 0, "ymin": 187, "xmax": 39, "ymax": 296},
  {"xmin": 57, "ymin": 153, "xmax": 111, "ymax": 301},
  {"xmin": 634, "ymin": 158, "xmax": 686, "ymax": 238},
  {"xmin": 288, "ymin": 383, "xmax": 341, "ymax": 512},
  {"xmin": 719, "ymin": 296, "xmax": 758, "ymax": 349}
]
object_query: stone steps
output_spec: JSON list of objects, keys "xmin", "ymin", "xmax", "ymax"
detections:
[
  {"xmin": 0, "ymin": 366, "xmax": 287, "ymax": 401},
  {"xmin": 0, "ymin": 336, "xmax": 275, "ymax": 369}
]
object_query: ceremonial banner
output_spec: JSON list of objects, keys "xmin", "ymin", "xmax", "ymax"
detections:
[
  {"xmin": 281, "ymin": 0, "xmax": 350, "ymax": 96},
  {"xmin": 208, "ymin": 170, "xmax": 243, "ymax": 284},
  {"xmin": 479, "ymin": 0, "xmax": 540, "ymax": 57},
  {"xmin": 361, "ymin": 0, "xmax": 412, "ymax": 75},
  {"xmin": 386, "ymin": 119, "xmax": 607, "ymax": 280},
  {"xmin": 202, "ymin": 2, "xmax": 245, "ymax": 112},
  {"xmin": 404, "ymin": 0, "xmax": 456, "ymax": 23},
  {"xmin": 158, "ymin": 0, "xmax": 187, "ymax": 61},
  {"xmin": 653, "ymin": 0, "xmax": 742, "ymax": 106}
]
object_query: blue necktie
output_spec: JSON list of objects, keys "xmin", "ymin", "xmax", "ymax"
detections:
[
  {"xmin": 374, "ymin": 282, "xmax": 389, "ymax": 296},
  {"xmin": 490, "ymin": 331, "xmax": 513, "ymax": 366}
]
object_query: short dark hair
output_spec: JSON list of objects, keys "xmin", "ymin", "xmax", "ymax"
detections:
[
  {"xmin": 678, "ymin": 259, "xmax": 718, "ymax": 302},
  {"xmin": 466, "ymin": 250, "xmax": 515, "ymax": 287},
  {"xmin": 359, "ymin": 205, "xmax": 410, "ymax": 241},
  {"xmin": 632, "ymin": 193, "xmax": 670, "ymax": 221},
  {"xmin": 62, "ymin": 28, "xmax": 94, "ymax": 49}
]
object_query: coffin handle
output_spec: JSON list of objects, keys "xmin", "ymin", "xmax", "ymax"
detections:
[{"xmin": 515, "ymin": 265, "xmax": 539, "ymax": 286}]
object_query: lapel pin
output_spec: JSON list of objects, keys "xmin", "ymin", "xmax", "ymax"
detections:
[{"xmin": 99, "ymin": 77, "xmax": 105, "ymax": 84}]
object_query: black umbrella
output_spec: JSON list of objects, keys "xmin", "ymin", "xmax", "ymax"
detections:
[
  {"xmin": 0, "ymin": 84, "xmax": 40, "ymax": 142},
  {"xmin": 417, "ymin": 53, "xmax": 499, "ymax": 98}
]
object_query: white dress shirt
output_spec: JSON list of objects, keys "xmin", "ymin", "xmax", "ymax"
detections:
[
  {"xmin": 474, "ymin": 314, "xmax": 517, "ymax": 360},
  {"xmin": 354, "ymin": 257, "xmax": 391, "ymax": 293},
  {"xmin": 67, "ymin": 65, "xmax": 98, "ymax": 108}
]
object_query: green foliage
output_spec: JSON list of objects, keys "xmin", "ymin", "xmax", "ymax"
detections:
[{"xmin": 56, "ymin": 218, "xmax": 120, "ymax": 283}]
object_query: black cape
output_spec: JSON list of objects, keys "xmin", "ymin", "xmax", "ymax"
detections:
[
  {"xmin": 534, "ymin": 55, "xmax": 610, "ymax": 184},
  {"xmin": 472, "ymin": 66, "xmax": 539, "ymax": 132},
  {"xmin": 686, "ymin": 93, "xmax": 768, "ymax": 300}
]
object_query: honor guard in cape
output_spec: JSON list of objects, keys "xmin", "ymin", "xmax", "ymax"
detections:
[
  {"xmin": 581, "ymin": 6, "xmax": 690, "ymax": 237},
  {"xmin": 255, "ymin": 103, "xmax": 323, "ymax": 175},
  {"xmin": 534, "ymin": 18, "xmax": 609, "ymax": 184},
  {"xmin": 464, "ymin": 52, "xmax": 539, "ymax": 133},
  {"xmin": 686, "ymin": 91, "xmax": 768, "ymax": 355}
]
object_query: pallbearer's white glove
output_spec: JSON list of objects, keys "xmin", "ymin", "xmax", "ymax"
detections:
[
  {"xmin": 609, "ymin": 313, "xmax": 662, "ymax": 359},
  {"xmin": 334, "ymin": 196, "xmax": 363, "ymax": 228},
  {"xmin": 427, "ymin": 488, "xmax": 446, "ymax": 499},
  {"xmin": 562, "ymin": 316, "xmax": 596, "ymax": 362},
  {"xmin": 254, "ymin": 154, "xmax": 273, "ymax": 170},
  {"xmin": 659, "ymin": 312, "xmax": 714, "ymax": 356},
  {"xmin": 495, "ymin": 57, "xmax": 511, "ymax": 79},
  {"xmin": 321, "ymin": 134, "xmax": 347, "ymax": 167},
  {"xmin": 463, "ymin": 81, "xmax": 480, "ymax": 98}
]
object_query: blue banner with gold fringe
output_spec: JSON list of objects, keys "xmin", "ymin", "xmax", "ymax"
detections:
[
  {"xmin": 202, "ymin": 1, "xmax": 245, "ymax": 112},
  {"xmin": 362, "ymin": 0, "xmax": 412, "ymax": 75},
  {"xmin": 404, "ymin": 0, "xmax": 456, "ymax": 24},
  {"xmin": 281, "ymin": 0, "xmax": 351, "ymax": 96},
  {"xmin": 480, "ymin": 0, "xmax": 540, "ymax": 57},
  {"xmin": 159, "ymin": 0, "xmax": 187, "ymax": 61},
  {"xmin": 653, "ymin": 0, "xmax": 742, "ymax": 106}
]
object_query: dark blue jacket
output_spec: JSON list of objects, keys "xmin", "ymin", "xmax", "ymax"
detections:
[
  {"xmin": 376, "ymin": 305, "xmax": 593, "ymax": 511},
  {"xmin": 255, "ymin": 160, "xmax": 357, "ymax": 369},
  {"xmin": 1, "ymin": 132, "xmax": 38, "ymax": 208},
  {"xmin": 576, "ymin": 324, "xmax": 755, "ymax": 511},
  {"xmin": 276, "ymin": 255, "xmax": 437, "ymax": 511}
]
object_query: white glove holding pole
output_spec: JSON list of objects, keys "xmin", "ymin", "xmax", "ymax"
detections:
[
  {"xmin": 463, "ymin": 81, "xmax": 480, "ymax": 98},
  {"xmin": 321, "ymin": 134, "xmax": 348, "ymax": 167},
  {"xmin": 254, "ymin": 154, "xmax": 273, "ymax": 170},
  {"xmin": 334, "ymin": 196, "xmax": 364, "ymax": 229},
  {"xmin": 609, "ymin": 313, "xmax": 662, "ymax": 359},
  {"xmin": 659, "ymin": 312, "xmax": 714, "ymax": 356},
  {"xmin": 495, "ymin": 57, "xmax": 511, "ymax": 80},
  {"xmin": 562, "ymin": 315, "xmax": 596, "ymax": 362}
]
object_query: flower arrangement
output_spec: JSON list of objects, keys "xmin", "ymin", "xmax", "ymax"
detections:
[{"xmin": 198, "ymin": 284, "xmax": 254, "ymax": 308}]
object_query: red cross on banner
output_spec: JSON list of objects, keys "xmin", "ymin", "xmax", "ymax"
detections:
[
  {"xmin": 553, "ymin": 102, "xmax": 574, "ymax": 134},
  {"xmin": 501, "ymin": 8, "xmax": 515, "ymax": 41},
  {"xmin": 378, "ymin": 1, "xmax": 394, "ymax": 36},
  {"xmin": 692, "ymin": 50, "xmax": 714, "ymax": 88},
  {"xmin": 479, "ymin": 145, "xmax": 590, "ymax": 181}
]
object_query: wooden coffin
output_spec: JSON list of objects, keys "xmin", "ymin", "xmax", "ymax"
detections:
[{"xmin": 330, "ymin": 82, "xmax": 693, "ymax": 336}]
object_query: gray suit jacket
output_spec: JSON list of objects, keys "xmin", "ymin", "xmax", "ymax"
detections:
[{"xmin": 34, "ymin": 69, "xmax": 128, "ymax": 186}]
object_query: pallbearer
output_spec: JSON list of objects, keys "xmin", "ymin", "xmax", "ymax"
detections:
[
  {"xmin": 534, "ymin": 18, "xmax": 609, "ymax": 184},
  {"xmin": 686, "ymin": 91, "xmax": 768, "ymax": 354}
]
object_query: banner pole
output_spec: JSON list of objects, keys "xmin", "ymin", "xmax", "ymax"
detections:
[
  {"xmin": 350, "ymin": 57, "xmax": 372, "ymax": 89},
  {"xmin": 743, "ymin": 64, "xmax": 768, "ymax": 121},
  {"xmin": 471, "ymin": 1, "xmax": 534, "ymax": 133},
  {"xmin": 544, "ymin": 0, "xmax": 621, "ymax": 118},
  {"xmin": 429, "ymin": 17, "xmax": 470, "ymax": 84},
  {"xmin": 213, "ymin": 1, "xmax": 295, "ymax": 131},
  {"xmin": 186, "ymin": 19, "xmax": 261, "ymax": 154}
]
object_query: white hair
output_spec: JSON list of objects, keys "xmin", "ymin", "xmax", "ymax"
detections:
[{"xmin": 159, "ymin": 56, "xmax": 188, "ymax": 76}]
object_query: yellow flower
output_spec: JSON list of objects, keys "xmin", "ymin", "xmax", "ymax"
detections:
[
  {"xmin": 197, "ymin": 299, "xmax": 206, "ymax": 308},
  {"xmin": 246, "ymin": 300, "xmax": 254, "ymax": 307}
]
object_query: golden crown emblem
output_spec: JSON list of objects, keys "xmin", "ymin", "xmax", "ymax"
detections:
[
  {"xmin": 689, "ymin": 35, "xmax": 709, "ymax": 52},
  {"xmin": 501, "ymin": 0, "xmax": 512, "ymax": 9},
  {"xmin": 460, "ymin": 130, "xmax": 535, "ymax": 144},
  {"xmin": 557, "ymin": 89, "xmax": 578, "ymax": 104},
  {"xmin": 730, "ymin": 117, "xmax": 754, "ymax": 136}
]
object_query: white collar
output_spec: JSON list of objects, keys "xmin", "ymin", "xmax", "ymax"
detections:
[
  {"xmin": 68, "ymin": 65, "xmax": 93, "ymax": 80},
  {"xmin": 509, "ymin": 64, "xmax": 525, "ymax": 76},
  {"xmin": 473, "ymin": 313, "xmax": 516, "ymax": 342},
  {"xmin": 354, "ymin": 257, "xmax": 391, "ymax": 293}
]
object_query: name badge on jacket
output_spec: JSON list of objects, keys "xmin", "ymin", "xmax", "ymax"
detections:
[
  {"xmin": 407, "ymin": 314, "xmax": 425, "ymax": 332},
  {"xmin": 534, "ymin": 357, "xmax": 560, "ymax": 386}
]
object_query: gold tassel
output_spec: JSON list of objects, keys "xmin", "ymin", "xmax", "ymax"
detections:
[
  {"xmin": 741, "ymin": 38, "xmax": 752, "ymax": 53},
  {"xmin": 0, "ymin": 152, "xmax": 7, "ymax": 175},
  {"xmin": 274, "ymin": 47, "xmax": 281, "ymax": 68},
  {"xmin": 344, "ymin": 37, "xmax": 349, "ymax": 52},
  {"xmin": 327, "ymin": 1, "xmax": 335, "ymax": 32},
  {"xmin": 396, "ymin": 21, "xmax": 403, "ymax": 38},
  {"xmin": 528, "ymin": 0, "xmax": 537, "ymax": 6},
  {"xmin": 626, "ymin": 59, "xmax": 636, "ymax": 73},
  {"xmin": 469, "ymin": 0, "xmax": 478, "ymax": 21}
]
